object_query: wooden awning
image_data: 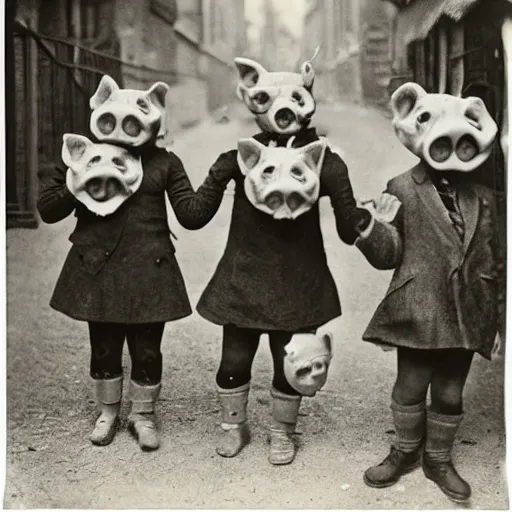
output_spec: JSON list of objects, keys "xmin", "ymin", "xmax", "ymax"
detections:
[{"xmin": 394, "ymin": 0, "xmax": 482, "ymax": 44}]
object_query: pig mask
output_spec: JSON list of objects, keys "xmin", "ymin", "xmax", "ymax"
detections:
[
  {"xmin": 235, "ymin": 57, "xmax": 316, "ymax": 135},
  {"xmin": 62, "ymin": 134, "xmax": 143, "ymax": 216},
  {"xmin": 284, "ymin": 332, "xmax": 333, "ymax": 397},
  {"xmin": 391, "ymin": 82, "xmax": 498, "ymax": 172},
  {"xmin": 237, "ymin": 137, "xmax": 326, "ymax": 220},
  {"xmin": 89, "ymin": 75, "xmax": 169, "ymax": 147}
]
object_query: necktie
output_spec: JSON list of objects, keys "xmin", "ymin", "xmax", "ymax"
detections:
[{"xmin": 436, "ymin": 178, "xmax": 465, "ymax": 241}]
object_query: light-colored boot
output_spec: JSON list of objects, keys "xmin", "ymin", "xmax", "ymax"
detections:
[
  {"xmin": 90, "ymin": 376, "xmax": 123, "ymax": 446},
  {"xmin": 216, "ymin": 383, "xmax": 251, "ymax": 458},
  {"xmin": 269, "ymin": 387, "xmax": 301, "ymax": 465},
  {"xmin": 128, "ymin": 380, "xmax": 161, "ymax": 451}
]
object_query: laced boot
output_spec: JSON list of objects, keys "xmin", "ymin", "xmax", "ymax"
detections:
[
  {"xmin": 364, "ymin": 400, "xmax": 425, "ymax": 488},
  {"xmin": 128, "ymin": 381, "xmax": 161, "ymax": 451},
  {"xmin": 90, "ymin": 376, "xmax": 122, "ymax": 446},
  {"xmin": 216, "ymin": 383, "xmax": 251, "ymax": 457},
  {"xmin": 269, "ymin": 388, "xmax": 301, "ymax": 466},
  {"xmin": 423, "ymin": 410, "xmax": 471, "ymax": 504}
]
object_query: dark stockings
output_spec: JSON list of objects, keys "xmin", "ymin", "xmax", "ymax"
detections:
[
  {"xmin": 216, "ymin": 324, "xmax": 306, "ymax": 395},
  {"xmin": 89, "ymin": 322, "xmax": 165, "ymax": 385},
  {"xmin": 392, "ymin": 347, "xmax": 474, "ymax": 415}
]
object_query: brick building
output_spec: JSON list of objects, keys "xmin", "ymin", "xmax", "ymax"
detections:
[
  {"xmin": 300, "ymin": 0, "xmax": 396, "ymax": 106},
  {"xmin": 7, "ymin": 0, "xmax": 246, "ymax": 228}
]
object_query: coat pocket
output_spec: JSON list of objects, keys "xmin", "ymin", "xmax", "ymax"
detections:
[{"xmin": 75, "ymin": 245, "xmax": 111, "ymax": 276}]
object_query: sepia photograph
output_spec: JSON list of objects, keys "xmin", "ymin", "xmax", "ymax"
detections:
[{"xmin": 3, "ymin": 0, "xmax": 510, "ymax": 508}]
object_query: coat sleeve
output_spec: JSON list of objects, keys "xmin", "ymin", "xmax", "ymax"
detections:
[
  {"xmin": 355, "ymin": 179, "xmax": 404, "ymax": 270},
  {"xmin": 489, "ymin": 188, "xmax": 506, "ymax": 346},
  {"xmin": 166, "ymin": 150, "xmax": 237, "ymax": 230},
  {"xmin": 321, "ymin": 149, "xmax": 372, "ymax": 245},
  {"xmin": 37, "ymin": 163, "xmax": 77, "ymax": 224}
]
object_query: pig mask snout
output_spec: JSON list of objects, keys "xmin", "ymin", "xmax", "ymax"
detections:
[{"xmin": 391, "ymin": 83, "xmax": 498, "ymax": 172}]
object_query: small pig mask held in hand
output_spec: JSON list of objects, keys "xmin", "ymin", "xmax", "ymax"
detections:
[
  {"xmin": 391, "ymin": 82, "xmax": 498, "ymax": 172},
  {"xmin": 235, "ymin": 53, "xmax": 317, "ymax": 135},
  {"xmin": 284, "ymin": 332, "xmax": 333, "ymax": 397},
  {"xmin": 89, "ymin": 75, "xmax": 169, "ymax": 147},
  {"xmin": 237, "ymin": 137, "xmax": 326, "ymax": 220},
  {"xmin": 62, "ymin": 134, "xmax": 143, "ymax": 216}
]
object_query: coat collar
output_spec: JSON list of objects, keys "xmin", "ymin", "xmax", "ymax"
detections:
[
  {"xmin": 411, "ymin": 161, "xmax": 480, "ymax": 252},
  {"xmin": 253, "ymin": 127, "xmax": 319, "ymax": 148}
]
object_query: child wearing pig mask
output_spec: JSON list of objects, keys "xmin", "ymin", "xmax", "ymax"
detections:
[
  {"xmin": 37, "ymin": 76, "xmax": 236, "ymax": 451},
  {"xmin": 356, "ymin": 83, "xmax": 505, "ymax": 503},
  {"xmin": 196, "ymin": 56, "xmax": 391, "ymax": 465}
]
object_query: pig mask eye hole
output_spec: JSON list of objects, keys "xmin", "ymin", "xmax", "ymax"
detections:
[
  {"xmin": 253, "ymin": 92, "xmax": 270, "ymax": 105},
  {"xmin": 290, "ymin": 167, "xmax": 306, "ymax": 182},
  {"xmin": 87, "ymin": 155, "xmax": 101, "ymax": 168},
  {"xmin": 111, "ymin": 157, "xmax": 126, "ymax": 169},
  {"xmin": 136, "ymin": 98, "xmax": 150, "ymax": 114},
  {"xmin": 292, "ymin": 92, "xmax": 305, "ymax": 107},
  {"xmin": 417, "ymin": 112, "xmax": 431, "ymax": 124},
  {"xmin": 465, "ymin": 109, "xmax": 482, "ymax": 129},
  {"xmin": 262, "ymin": 166, "xmax": 275, "ymax": 176}
]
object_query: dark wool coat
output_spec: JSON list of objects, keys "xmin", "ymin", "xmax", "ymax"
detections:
[
  {"xmin": 356, "ymin": 162, "xmax": 506, "ymax": 359},
  {"xmin": 37, "ymin": 147, "xmax": 233, "ymax": 324},
  {"xmin": 196, "ymin": 128, "xmax": 372, "ymax": 332}
]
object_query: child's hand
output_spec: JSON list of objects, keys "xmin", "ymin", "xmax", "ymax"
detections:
[{"xmin": 358, "ymin": 193, "xmax": 401, "ymax": 224}]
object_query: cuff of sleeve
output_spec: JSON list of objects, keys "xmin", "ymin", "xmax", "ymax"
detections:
[{"xmin": 356, "ymin": 215, "xmax": 375, "ymax": 240}]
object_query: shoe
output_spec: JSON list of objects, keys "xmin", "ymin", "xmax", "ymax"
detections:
[
  {"xmin": 423, "ymin": 411, "xmax": 471, "ymax": 503},
  {"xmin": 364, "ymin": 446, "xmax": 422, "ymax": 488},
  {"xmin": 128, "ymin": 381, "xmax": 161, "ymax": 451},
  {"xmin": 128, "ymin": 413, "xmax": 160, "ymax": 451},
  {"xmin": 216, "ymin": 383, "xmax": 251, "ymax": 458},
  {"xmin": 268, "ymin": 388, "xmax": 301, "ymax": 466},
  {"xmin": 89, "ymin": 376, "xmax": 122, "ymax": 446}
]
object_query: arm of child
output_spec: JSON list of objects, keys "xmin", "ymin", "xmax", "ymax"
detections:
[
  {"xmin": 37, "ymin": 163, "xmax": 77, "ymax": 224},
  {"xmin": 165, "ymin": 150, "xmax": 237, "ymax": 230},
  {"xmin": 321, "ymin": 149, "xmax": 373, "ymax": 245},
  {"xmin": 354, "ymin": 183, "xmax": 404, "ymax": 270}
]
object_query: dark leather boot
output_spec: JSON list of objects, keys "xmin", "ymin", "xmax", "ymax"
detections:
[
  {"xmin": 364, "ymin": 400, "xmax": 425, "ymax": 488},
  {"xmin": 423, "ymin": 411, "xmax": 471, "ymax": 503}
]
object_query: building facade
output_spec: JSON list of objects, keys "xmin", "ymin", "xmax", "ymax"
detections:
[
  {"xmin": 7, "ymin": 0, "xmax": 246, "ymax": 228},
  {"xmin": 383, "ymin": 0, "xmax": 509, "ymax": 213},
  {"xmin": 300, "ymin": 0, "xmax": 395, "ymax": 106}
]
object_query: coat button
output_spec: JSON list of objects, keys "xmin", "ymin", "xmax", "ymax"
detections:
[
  {"xmin": 156, "ymin": 258, "xmax": 161, "ymax": 265},
  {"xmin": 105, "ymin": 251, "xmax": 110, "ymax": 257},
  {"xmin": 482, "ymin": 199, "xmax": 489, "ymax": 207}
]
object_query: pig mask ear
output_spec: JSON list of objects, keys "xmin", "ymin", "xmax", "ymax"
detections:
[
  {"xmin": 299, "ymin": 140, "xmax": 327, "ymax": 174},
  {"xmin": 147, "ymin": 81, "xmax": 170, "ymax": 139},
  {"xmin": 89, "ymin": 75, "xmax": 119, "ymax": 110},
  {"xmin": 390, "ymin": 82, "xmax": 427, "ymax": 122},
  {"xmin": 237, "ymin": 138, "xmax": 266, "ymax": 175},
  {"xmin": 234, "ymin": 57, "xmax": 268, "ymax": 99},
  {"xmin": 321, "ymin": 332, "xmax": 333, "ymax": 354},
  {"xmin": 61, "ymin": 134, "xmax": 93, "ymax": 168}
]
